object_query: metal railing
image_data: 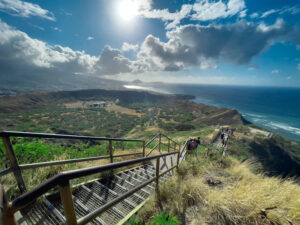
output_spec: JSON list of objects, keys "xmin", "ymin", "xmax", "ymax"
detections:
[
  {"xmin": 0, "ymin": 131, "xmax": 146, "ymax": 193},
  {"xmin": 0, "ymin": 131, "xmax": 184, "ymax": 225},
  {"xmin": 145, "ymin": 133, "xmax": 179, "ymax": 157},
  {"xmin": 4, "ymin": 151, "xmax": 180, "ymax": 225},
  {"xmin": 0, "ymin": 184, "xmax": 3, "ymax": 224}
]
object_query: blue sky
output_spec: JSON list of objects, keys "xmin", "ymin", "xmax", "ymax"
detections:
[{"xmin": 0, "ymin": 0, "xmax": 300, "ymax": 87}]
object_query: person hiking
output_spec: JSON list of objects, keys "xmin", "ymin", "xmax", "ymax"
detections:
[
  {"xmin": 195, "ymin": 137, "xmax": 200, "ymax": 147},
  {"xmin": 221, "ymin": 133, "xmax": 224, "ymax": 140}
]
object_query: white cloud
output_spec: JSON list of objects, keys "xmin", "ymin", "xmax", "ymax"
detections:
[
  {"xmin": 248, "ymin": 66, "xmax": 257, "ymax": 70},
  {"xmin": 250, "ymin": 12, "xmax": 259, "ymax": 18},
  {"xmin": 287, "ymin": 76, "xmax": 292, "ymax": 80},
  {"xmin": 271, "ymin": 69, "xmax": 279, "ymax": 74},
  {"xmin": 239, "ymin": 9, "xmax": 247, "ymax": 18},
  {"xmin": 279, "ymin": 5, "xmax": 300, "ymax": 15},
  {"xmin": 257, "ymin": 18, "xmax": 285, "ymax": 32},
  {"xmin": 0, "ymin": 16, "xmax": 299, "ymax": 86},
  {"xmin": 139, "ymin": 4, "xmax": 192, "ymax": 30},
  {"xmin": 199, "ymin": 60, "xmax": 218, "ymax": 69},
  {"xmin": 0, "ymin": 0, "xmax": 55, "ymax": 21},
  {"xmin": 122, "ymin": 42, "xmax": 139, "ymax": 51},
  {"xmin": 53, "ymin": 27, "xmax": 62, "ymax": 32},
  {"xmin": 191, "ymin": 0, "xmax": 245, "ymax": 21},
  {"xmin": 137, "ymin": 20, "xmax": 292, "ymax": 71},
  {"xmin": 87, "ymin": 36, "xmax": 94, "ymax": 40},
  {"xmin": 297, "ymin": 63, "xmax": 300, "ymax": 70},
  {"xmin": 0, "ymin": 20, "xmax": 147, "ymax": 79},
  {"xmin": 138, "ymin": 0, "xmax": 245, "ymax": 29},
  {"xmin": 251, "ymin": 5, "xmax": 300, "ymax": 19},
  {"xmin": 261, "ymin": 9, "xmax": 280, "ymax": 18}
]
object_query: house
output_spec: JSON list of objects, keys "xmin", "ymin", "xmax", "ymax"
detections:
[{"xmin": 87, "ymin": 101, "xmax": 107, "ymax": 108}]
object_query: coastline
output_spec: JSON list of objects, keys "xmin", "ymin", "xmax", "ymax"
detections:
[{"xmin": 139, "ymin": 83, "xmax": 300, "ymax": 143}]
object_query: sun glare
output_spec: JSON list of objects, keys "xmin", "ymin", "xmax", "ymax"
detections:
[{"xmin": 117, "ymin": 0, "xmax": 138, "ymax": 21}]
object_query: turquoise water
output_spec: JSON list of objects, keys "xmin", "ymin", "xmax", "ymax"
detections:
[{"xmin": 152, "ymin": 84, "xmax": 300, "ymax": 142}]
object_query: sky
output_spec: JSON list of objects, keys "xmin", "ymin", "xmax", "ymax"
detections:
[{"xmin": 0, "ymin": 0, "xmax": 300, "ymax": 88}]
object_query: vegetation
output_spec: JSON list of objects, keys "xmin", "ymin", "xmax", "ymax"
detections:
[
  {"xmin": 126, "ymin": 212, "xmax": 180, "ymax": 225},
  {"xmin": 136, "ymin": 150, "xmax": 300, "ymax": 225},
  {"xmin": 0, "ymin": 89, "xmax": 300, "ymax": 224}
]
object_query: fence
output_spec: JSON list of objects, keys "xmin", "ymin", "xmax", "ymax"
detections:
[
  {"xmin": 0, "ymin": 131, "xmax": 146, "ymax": 193},
  {"xmin": 145, "ymin": 133, "xmax": 178, "ymax": 156},
  {"xmin": 0, "ymin": 131, "xmax": 186, "ymax": 225}
]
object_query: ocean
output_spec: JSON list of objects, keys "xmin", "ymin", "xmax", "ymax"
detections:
[{"xmin": 126, "ymin": 84, "xmax": 300, "ymax": 142}]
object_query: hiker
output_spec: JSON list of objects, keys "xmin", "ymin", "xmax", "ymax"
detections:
[
  {"xmin": 187, "ymin": 137, "xmax": 200, "ymax": 153},
  {"xmin": 222, "ymin": 136, "xmax": 226, "ymax": 147},
  {"xmin": 194, "ymin": 137, "xmax": 200, "ymax": 147},
  {"xmin": 220, "ymin": 133, "xmax": 224, "ymax": 140},
  {"xmin": 187, "ymin": 138, "xmax": 194, "ymax": 151}
]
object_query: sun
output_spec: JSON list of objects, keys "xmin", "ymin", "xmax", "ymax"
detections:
[{"xmin": 117, "ymin": 0, "xmax": 138, "ymax": 21}]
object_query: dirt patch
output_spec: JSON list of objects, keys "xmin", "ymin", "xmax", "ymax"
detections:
[
  {"xmin": 106, "ymin": 105, "xmax": 142, "ymax": 117},
  {"xmin": 249, "ymin": 127, "xmax": 270, "ymax": 137},
  {"xmin": 64, "ymin": 101, "xmax": 85, "ymax": 108}
]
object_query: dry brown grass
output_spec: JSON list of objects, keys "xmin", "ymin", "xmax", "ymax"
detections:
[
  {"xmin": 106, "ymin": 105, "xmax": 143, "ymax": 117},
  {"xmin": 138, "ymin": 156, "xmax": 300, "ymax": 225},
  {"xmin": 1, "ymin": 148, "xmax": 144, "ymax": 201}
]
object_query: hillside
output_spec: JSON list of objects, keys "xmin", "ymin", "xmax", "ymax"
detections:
[
  {"xmin": 0, "ymin": 89, "xmax": 299, "ymax": 177},
  {"xmin": 0, "ymin": 89, "xmax": 300, "ymax": 225},
  {"xmin": 0, "ymin": 89, "xmax": 247, "ymax": 137}
]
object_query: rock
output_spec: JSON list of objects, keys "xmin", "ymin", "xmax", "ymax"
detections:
[{"xmin": 205, "ymin": 177, "xmax": 222, "ymax": 186}]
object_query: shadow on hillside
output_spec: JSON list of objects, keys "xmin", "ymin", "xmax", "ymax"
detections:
[{"xmin": 249, "ymin": 139, "xmax": 300, "ymax": 178}]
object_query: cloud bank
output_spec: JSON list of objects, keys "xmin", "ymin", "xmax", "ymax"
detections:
[
  {"xmin": 138, "ymin": 19, "xmax": 293, "ymax": 71},
  {"xmin": 0, "ymin": 0, "xmax": 55, "ymax": 20},
  {"xmin": 0, "ymin": 17, "xmax": 298, "ymax": 83},
  {"xmin": 136, "ymin": 0, "xmax": 246, "ymax": 30}
]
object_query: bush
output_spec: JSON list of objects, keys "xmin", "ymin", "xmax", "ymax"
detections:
[{"xmin": 150, "ymin": 212, "xmax": 180, "ymax": 225}]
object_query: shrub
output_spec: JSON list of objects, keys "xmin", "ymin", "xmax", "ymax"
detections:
[{"xmin": 150, "ymin": 212, "xmax": 180, "ymax": 225}]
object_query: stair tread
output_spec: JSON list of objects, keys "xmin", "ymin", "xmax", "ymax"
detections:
[
  {"xmin": 20, "ymin": 201, "xmax": 65, "ymax": 225},
  {"xmin": 20, "ymin": 163, "xmax": 176, "ymax": 225}
]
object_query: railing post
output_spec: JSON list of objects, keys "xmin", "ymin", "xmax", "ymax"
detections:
[
  {"xmin": 1, "ymin": 185, "xmax": 18, "ymax": 225},
  {"xmin": 158, "ymin": 134, "xmax": 161, "ymax": 153},
  {"xmin": 177, "ymin": 151, "xmax": 180, "ymax": 168},
  {"xmin": 109, "ymin": 140, "xmax": 113, "ymax": 163},
  {"xmin": 60, "ymin": 181, "xmax": 77, "ymax": 225},
  {"xmin": 168, "ymin": 139, "xmax": 170, "ymax": 153},
  {"xmin": 155, "ymin": 157, "xmax": 160, "ymax": 193},
  {"xmin": 142, "ymin": 141, "xmax": 145, "ymax": 157},
  {"xmin": 1, "ymin": 135, "xmax": 26, "ymax": 193}
]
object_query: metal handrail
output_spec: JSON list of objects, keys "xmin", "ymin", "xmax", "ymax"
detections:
[
  {"xmin": 144, "ymin": 133, "xmax": 179, "ymax": 157},
  {"xmin": 144, "ymin": 133, "xmax": 159, "ymax": 147},
  {"xmin": 18, "ymin": 152, "xmax": 142, "ymax": 170},
  {"xmin": 160, "ymin": 133, "xmax": 178, "ymax": 144},
  {"xmin": 145, "ymin": 142, "xmax": 159, "ymax": 157},
  {"xmin": 0, "ymin": 184, "xmax": 3, "ymax": 222},
  {"xmin": 0, "ymin": 131, "xmax": 144, "ymax": 142},
  {"xmin": 0, "ymin": 168, "xmax": 12, "ymax": 177},
  {"xmin": 1, "ymin": 131, "xmax": 185, "ymax": 225},
  {"xmin": 179, "ymin": 141, "xmax": 188, "ymax": 163},
  {"xmin": 180, "ymin": 141, "xmax": 188, "ymax": 157},
  {"xmin": 0, "ymin": 131, "xmax": 146, "ymax": 191},
  {"xmin": 78, "ymin": 164, "xmax": 177, "ymax": 225},
  {"xmin": 10, "ymin": 151, "xmax": 179, "ymax": 212}
]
